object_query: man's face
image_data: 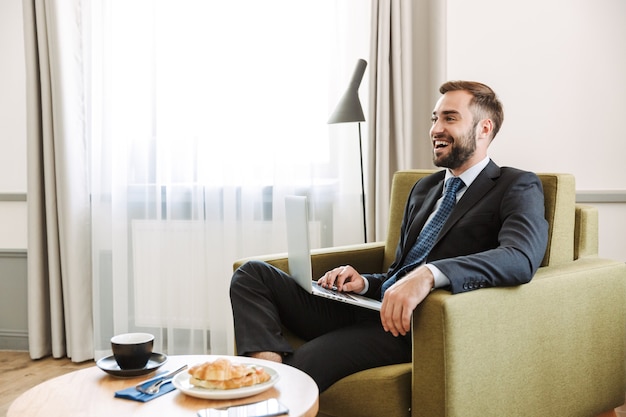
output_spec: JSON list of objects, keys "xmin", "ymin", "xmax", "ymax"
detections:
[{"xmin": 430, "ymin": 90, "xmax": 479, "ymax": 171}]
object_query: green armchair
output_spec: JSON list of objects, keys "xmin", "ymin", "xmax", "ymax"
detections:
[{"xmin": 233, "ymin": 170, "xmax": 626, "ymax": 417}]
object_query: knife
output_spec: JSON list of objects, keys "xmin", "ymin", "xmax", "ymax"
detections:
[{"xmin": 196, "ymin": 398, "xmax": 288, "ymax": 417}]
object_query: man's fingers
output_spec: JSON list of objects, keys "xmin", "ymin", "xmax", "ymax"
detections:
[
  {"xmin": 401, "ymin": 309, "xmax": 412, "ymax": 334},
  {"xmin": 381, "ymin": 298, "xmax": 404, "ymax": 337},
  {"xmin": 334, "ymin": 266, "xmax": 347, "ymax": 289},
  {"xmin": 319, "ymin": 266, "xmax": 348, "ymax": 289}
]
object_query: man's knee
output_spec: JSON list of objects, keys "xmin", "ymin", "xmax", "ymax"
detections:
[
  {"xmin": 231, "ymin": 260, "xmax": 280, "ymax": 299},
  {"xmin": 232, "ymin": 260, "xmax": 265, "ymax": 283}
]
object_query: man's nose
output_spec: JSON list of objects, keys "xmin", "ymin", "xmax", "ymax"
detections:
[{"xmin": 430, "ymin": 121, "xmax": 444, "ymax": 137}]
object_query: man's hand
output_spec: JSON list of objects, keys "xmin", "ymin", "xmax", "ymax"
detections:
[
  {"xmin": 380, "ymin": 265, "xmax": 434, "ymax": 336},
  {"xmin": 318, "ymin": 265, "xmax": 366, "ymax": 294}
]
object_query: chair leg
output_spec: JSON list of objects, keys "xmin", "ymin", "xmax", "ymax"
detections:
[{"xmin": 596, "ymin": 410, "xmax": 617, "ymax": 417}]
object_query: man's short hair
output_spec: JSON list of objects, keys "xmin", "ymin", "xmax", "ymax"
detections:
[{"xmin": 439, "ymin": 81, "xmax": 504, "ymax": 140}]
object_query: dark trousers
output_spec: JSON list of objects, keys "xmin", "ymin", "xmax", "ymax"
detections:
[{"xmin": 230, "ymin": 260, "xmax": 412, "ymax": 392}]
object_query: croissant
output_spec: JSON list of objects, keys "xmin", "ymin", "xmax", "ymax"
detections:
[{"xmin": 188, "ymin": 358, "xmax": 271, "ymax": 390}]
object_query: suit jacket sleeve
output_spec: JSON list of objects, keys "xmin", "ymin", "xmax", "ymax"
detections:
[
  {"xmin": 364, "ymin": 163, "xmax": 549, "ymax": 297},
  {"xmin": 431, "ymin": 167, "xmax": 548, "ymax": 293}
]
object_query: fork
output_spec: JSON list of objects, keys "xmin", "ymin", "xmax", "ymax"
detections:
[{"xmin": 136, "ymin": 364, "xmax": 188, "ymax": 394}]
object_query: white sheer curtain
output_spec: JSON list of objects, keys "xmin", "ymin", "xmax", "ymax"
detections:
[{"xmin": 89, "ymin": 0, "xmax": 370, "ymax": 358}]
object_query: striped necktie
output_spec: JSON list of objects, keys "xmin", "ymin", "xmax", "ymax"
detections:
[{"xmin": 381, "ymin": 177, "xmax": 464, "ymax": 299}]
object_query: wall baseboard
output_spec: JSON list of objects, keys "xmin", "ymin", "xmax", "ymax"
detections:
[
  {"xmin": 0, "ymin": 249, "xmax": 28, "ymax": 350},
  {"xmin": 0, "ymin": 329, "xmax": 28, "ymax": 351}
]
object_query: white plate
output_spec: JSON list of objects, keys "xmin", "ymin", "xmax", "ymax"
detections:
[{"xmin": 172, "ymin": 364, "xmax": 279, "ymax": 400}]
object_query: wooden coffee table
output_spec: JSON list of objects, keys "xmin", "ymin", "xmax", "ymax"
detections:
[{"xmin": 7, "ymin": 355, "xmax": 319, "ymax": 417}]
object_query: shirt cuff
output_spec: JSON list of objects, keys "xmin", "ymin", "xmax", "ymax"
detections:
[{"xmin": 424, "ymin": 264, "xmax": 450, "ymax": 289}]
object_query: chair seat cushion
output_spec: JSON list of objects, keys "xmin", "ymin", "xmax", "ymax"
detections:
[{"xmin": 318, "ymin": 363, "xmax": 412, "ymax": 417}]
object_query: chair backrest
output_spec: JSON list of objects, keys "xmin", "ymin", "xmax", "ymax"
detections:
[
  {"xmin": 536, "ymin": 173, "xmax": 576, "ymax": 266},
  {"xmin": 383, "ymin": 170, "xmax": 433, "ymax": 270},
  {"xmin": 382, "ymin": 170, "xmax": 578, "ymax": 272}
]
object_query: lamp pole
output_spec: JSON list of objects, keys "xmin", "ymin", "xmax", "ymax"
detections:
[
  {"xmin": 357, "ymin": 122, "xmax": 366, "ymax": 242},
  {"xmin": 327, "ymin": 59, "xmax": 368, "ymax": 243}
]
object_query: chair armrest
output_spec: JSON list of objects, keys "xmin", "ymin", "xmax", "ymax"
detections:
[
  {"xmin": 411, "ymin": 257, "xmax": 626, "ymax": 417},
  {"xmin": 233, "ymin": 242, "xmax": 387, "ymax": 278},
  {"xmin": 575, "ymin": 203, "xmax": 599, "ymax": 259}
]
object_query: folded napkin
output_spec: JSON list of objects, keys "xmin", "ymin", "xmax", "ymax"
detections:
[{"xmin": 114, "ymin": 371, "xmax": 176, "ymax": 402}]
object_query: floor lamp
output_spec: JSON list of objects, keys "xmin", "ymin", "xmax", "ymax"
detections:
[{"xmin": 328, "ymin": 59, "xmax": 368, "ymax": 243}]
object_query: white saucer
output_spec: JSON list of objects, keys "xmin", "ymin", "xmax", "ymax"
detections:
[{"xmin": 96, "ymin": 352, "xmax": 168, "ymax": 377}]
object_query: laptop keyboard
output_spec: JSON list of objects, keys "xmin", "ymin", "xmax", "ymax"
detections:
[{"xmin": 313, "ymin": 282, "xmax": 357, "ymax": 300}]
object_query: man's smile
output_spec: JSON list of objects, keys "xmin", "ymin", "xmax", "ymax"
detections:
[{"xmin": 433, "ymin": 140, "xmax": 450, "ymax": 149}]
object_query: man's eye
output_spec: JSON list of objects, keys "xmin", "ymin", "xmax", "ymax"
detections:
[{"xmin": 431, "ymin": 117, "xmax": 437, "ymax": 123}]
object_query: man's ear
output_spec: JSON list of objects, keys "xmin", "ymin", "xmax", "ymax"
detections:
[{"xmin": 478, "ymin": 119, "xmax": 494, "ymax": 140}]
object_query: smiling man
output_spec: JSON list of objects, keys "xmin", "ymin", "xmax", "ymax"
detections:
[{"xmin": 230, "ymin": 80, "xmax": 549, "ymax": 392}]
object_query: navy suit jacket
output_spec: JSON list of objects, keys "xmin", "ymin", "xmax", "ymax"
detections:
[{"xmin": 365, "ymin": 160, "xmax": 549, "ymax": 297}]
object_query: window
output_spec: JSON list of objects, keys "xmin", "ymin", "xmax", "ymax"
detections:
[{"xmin": 90, "ymin": 0, "xmax": 370, "ymax": 356}]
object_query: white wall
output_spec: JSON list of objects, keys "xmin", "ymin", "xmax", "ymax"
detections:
[
  {"xmin": 445, "ymin": 0, "xmax": 626, "ymax": 261},
  {"xmin": 0, "ymin": 0, "xmax": 27, "ymax": 250}
]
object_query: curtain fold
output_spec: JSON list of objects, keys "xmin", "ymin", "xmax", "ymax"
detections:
[
  {"xmin": 367, "ymin": 0, "xmax": 446, "ymax": 241},
  {"xmin": 23, "ymin": 0, "xmax": 93, "ymax": 362}
]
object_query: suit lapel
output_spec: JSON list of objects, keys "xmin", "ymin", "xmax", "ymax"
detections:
[
  {"xmin": 436, "ymin": 161, "xmax": 501, "ymax": 242},
  {"xmin": 405, "ymin": 177, "xmax": 445, "ymax": 249}
]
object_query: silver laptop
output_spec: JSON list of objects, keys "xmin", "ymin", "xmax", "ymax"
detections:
[{"xmin": 285, "ymin": 195, "xmax": 382, "ymax": 311}]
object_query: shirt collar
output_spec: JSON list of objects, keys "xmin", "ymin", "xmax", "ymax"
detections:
[{"xmin": 444, "ymin": 156, "xmax": 490, "ymax": 189}]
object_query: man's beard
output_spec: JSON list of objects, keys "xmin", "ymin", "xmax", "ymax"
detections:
[{"xmin": 432, "ymin": 125, "xmax": 477, "ymax": 170}]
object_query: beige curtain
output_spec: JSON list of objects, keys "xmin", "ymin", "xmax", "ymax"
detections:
[
  {"xmin": 367, "ymin": 0, "xmax": 446, "ymax": 241},
  {"xmin": 22, "ymin": 0, "xmax": 93, "ymax": 362}
]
